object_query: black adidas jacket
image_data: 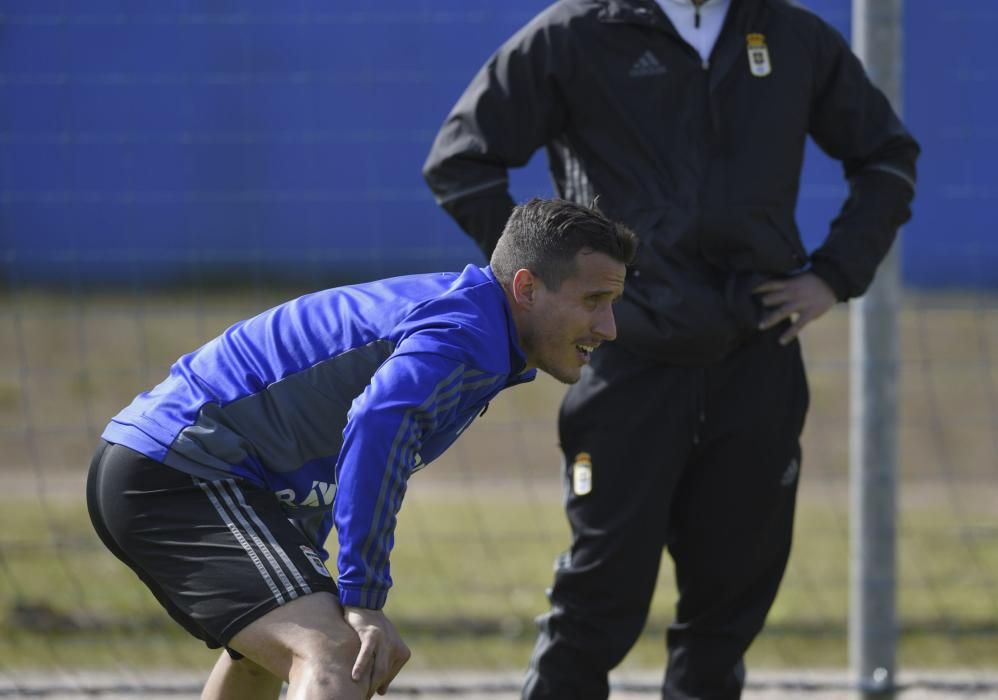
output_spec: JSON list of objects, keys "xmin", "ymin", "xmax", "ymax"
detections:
[{"xmin": 423, "ymin": 0, "xmax": 920, "ymax": 364}]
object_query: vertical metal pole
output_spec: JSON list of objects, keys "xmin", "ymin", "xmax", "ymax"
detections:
[{"xmin": 849, "ymin": 1, "xmax": 903, "ymax": 697}]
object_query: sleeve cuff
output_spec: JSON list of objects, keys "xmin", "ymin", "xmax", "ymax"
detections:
[
  {"xmin": 809, "ymin": 258, "xmax": 852, "ymax": 301},
  {"xmin": 339, "ymin": 586, "xmax": 388, "ymax": 610}
]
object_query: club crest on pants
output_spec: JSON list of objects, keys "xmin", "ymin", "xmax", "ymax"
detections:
[
  {"xmin": 571, "ymin": 452, "xmax": 593, "ymax": 496},
  {"xmin": 300, "ymin": 545, "xmax": 332, "ymax": 577}
]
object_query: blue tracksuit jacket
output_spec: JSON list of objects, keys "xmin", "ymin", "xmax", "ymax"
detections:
[{"xmin": 102, "ymin": 264, "xmax": 535, "ymax": 609}]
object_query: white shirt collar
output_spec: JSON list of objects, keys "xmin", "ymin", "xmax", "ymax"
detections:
[{"xmin": 655, "ymin": 0, "xmax": 731, "ymax": 63}]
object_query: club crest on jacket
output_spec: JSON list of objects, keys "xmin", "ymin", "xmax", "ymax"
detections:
[
  {"xmin": 746, "ymin": 33, "xmax": 772, "ymax": 77},
  {"xmin": 572, "ymin": 452, "xmax": 593, "ymax": 496}
]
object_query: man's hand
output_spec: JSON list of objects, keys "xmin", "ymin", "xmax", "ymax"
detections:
[
  {"xmin": 754, "ymin": 272, "xmax": 837, "ymax": 345},
  {"xmin": 343, "ymin": 606, "xmax": 411, "ymax": 697}
]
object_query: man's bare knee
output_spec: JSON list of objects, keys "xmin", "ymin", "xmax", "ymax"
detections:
[
  {"xmin": 229, "ymin": 593, "xmax": 362, "ymax": 689},
  {"xmin": 290, "ymin": 625, "xmax": 361, "ymax": 668},
  {"xmin": 280, "ymin": 626, "xmax": 365, "ymax": 698}
]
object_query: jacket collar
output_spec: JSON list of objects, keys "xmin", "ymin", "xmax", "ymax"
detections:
[
  {"xmin": 596, "ymin": 0, "xmax": 672, "ymax": 27},
  {"xmin": 483, "ymin": 265, "xmax": 535, "ymax": 381},
  {"xmin": 597, "ymin": 0, "xmax": 773, "ymax": 87},
  {"xmin": 597, "ymin": 0, "xmax": 767, "ymax": 31}
]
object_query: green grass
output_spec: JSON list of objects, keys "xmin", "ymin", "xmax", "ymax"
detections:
[
  {"xmin": 1, "ymin": 289, "xmax": 996, "ymax": 673},
  {"xmin": 2, "ymin": 486, "xmax": 997, "ymax": 672}
]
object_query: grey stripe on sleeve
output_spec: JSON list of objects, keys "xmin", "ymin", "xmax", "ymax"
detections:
[
  {"xmin": 355, "ymin": 363, "xmax": 469, "ymax": 605},
  {"xmin": 862, "ymin": 162, "xmax": 916, "ymax": 189},
  {"xmin": 359, "ymin": 367, "xmax": 505, "ymax": 606},
  {"xmin": 433, "ymin": 177, "xmax": 510, "ymax": 206}
]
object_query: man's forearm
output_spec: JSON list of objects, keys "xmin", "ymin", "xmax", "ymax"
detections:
[{"xmin": 442, "ymin": 190, "xmax": 517, "ymax": 259}]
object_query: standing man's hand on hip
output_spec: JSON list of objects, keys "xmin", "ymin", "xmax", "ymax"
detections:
[
  {"xmin": 344, "ymin": 606, "xmax": 411, "ymax": 697},
  {"xmin": 754, "ymin": 272, "xmax": 838, "ymax": 345}
]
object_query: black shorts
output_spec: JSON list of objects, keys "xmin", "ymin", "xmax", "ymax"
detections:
[{"xmin": 86, "ymin": 440, "xmax": 339, "ymax": 654}]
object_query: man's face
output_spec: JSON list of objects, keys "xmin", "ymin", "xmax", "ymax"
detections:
[{"xmin": 517, "ymin": 250, "xmax": 627, "ymax": 384}]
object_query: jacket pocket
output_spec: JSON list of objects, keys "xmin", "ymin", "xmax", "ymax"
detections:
[
  {"xmin": 698, "ymin": 206, "xmax": 808, "ymax": 274},
  {"xmin": 614, "ymin": 261, "xmax": 742, "ymax": 365}
]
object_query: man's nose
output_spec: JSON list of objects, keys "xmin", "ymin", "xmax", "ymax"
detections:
[{"xmin": 594, "ymin": 306, "xmax": 617, "ymax": 341}]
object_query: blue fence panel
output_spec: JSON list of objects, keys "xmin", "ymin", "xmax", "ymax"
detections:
[{"xmin": 0, "ymin": 1, "xmax": 994, "ymax": 287}]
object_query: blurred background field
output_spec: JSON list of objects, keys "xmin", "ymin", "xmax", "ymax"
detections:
[{"xmin": 1, "ymin": 292, "xmax": 996, "ymax": 680}]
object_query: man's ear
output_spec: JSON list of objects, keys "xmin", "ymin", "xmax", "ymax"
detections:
[{"xmin": 510, "ymin": 268, "xmax": 537, "ymax": 308}]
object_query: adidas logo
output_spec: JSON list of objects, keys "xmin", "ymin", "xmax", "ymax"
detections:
[{"xmin": 629, "ymin": 50, "xmax": 668, "ymax": 77}]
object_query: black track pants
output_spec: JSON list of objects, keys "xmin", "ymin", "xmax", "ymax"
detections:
[{"xmin": 523, "ymin": 329, "xmax": 809, "ymax": 700}]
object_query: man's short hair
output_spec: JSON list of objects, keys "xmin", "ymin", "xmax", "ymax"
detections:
[{"xmin": 490, "ymin": 198, "xmax": 637, "ymax": 290}]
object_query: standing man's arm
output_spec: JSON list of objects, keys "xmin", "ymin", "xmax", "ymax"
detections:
[
  {"xmin": 756, "ymin": 19, "xmax": 920, "ymax": 343},
  {"xmin": 805, "ymin": 20, "xmax": 920, "ymax": 300},
  {"xmin": 422, "ymin": 16, "xmax": 569, "ymax": 258}
]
